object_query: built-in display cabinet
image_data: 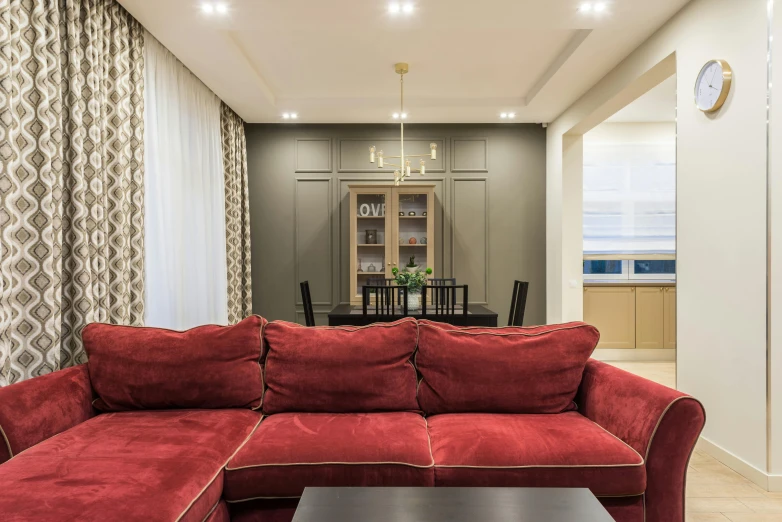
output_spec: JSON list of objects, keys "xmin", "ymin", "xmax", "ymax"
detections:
[
  {"xmin": 349, "ymin": 184, "xmax": 435, "ymax": 305},
  {"xmin": 583, "ymin": 284, "xmax": 676, "ymax": 349}
]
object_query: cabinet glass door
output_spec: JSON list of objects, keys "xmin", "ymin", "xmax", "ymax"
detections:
[
  {"xmin": 394, "ymin": 190, "xmax": 432, "ymax": 275},
  {"xmin": 351, "ymin": 189, "xmax": 392, "ymax": 304}
]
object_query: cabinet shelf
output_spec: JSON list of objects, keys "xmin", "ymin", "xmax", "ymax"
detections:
[
  {"xmin": 357, "ymin": 244, "xmax": 384, "ymax": 247},
  {"xmin": 399, "ymin": 244, "xmax": 427, "ymax": 247},
  {"xmin": 357, "ymin": 272, "xmax": 385, "ymax": 275},
  {"xmin": 399, "ymin": 216, "xmax": 427, "ymax": 219},
  {"xmin": 357, "ymin": 216, "xmax": 386, "ymax": 219}
]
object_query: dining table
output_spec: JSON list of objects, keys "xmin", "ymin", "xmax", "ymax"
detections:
[{"xmin": 327, "ymin": 303, "xmax": 498, "ymax": 327}]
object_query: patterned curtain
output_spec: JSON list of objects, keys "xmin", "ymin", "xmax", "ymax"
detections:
[
  {"xmin": 220, "ymin": 103, "xmax": 252, "ymax": 323},
  {"xmin": 0, "ymin": 0, "xmax": 144, "ymax": 385}
]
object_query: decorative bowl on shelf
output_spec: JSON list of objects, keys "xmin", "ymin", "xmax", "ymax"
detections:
[
  {"xmin": 399, "ymin": 237, "xmax": 404, "ymax": 245},
  {"xmin": 422, "ymin": 211, "xmax": 428, "ymax": 217},
  {"xmin": 367, "ymin": 263, "xmax": 376, "ymax": 272},
  {"xmin": 408, "ymin": 211, "xmax": 416, "ymax": 216},
  {"xmin": 420, "ymin": 237, "xmax": 427, "ymax": 244},
  {"xmin": 399, "ymin": 211, "xmax": 405, "ymax": 216},
  {"xmin": 409, "ymin": 237, "xmax": 417, "ymax": 244}
]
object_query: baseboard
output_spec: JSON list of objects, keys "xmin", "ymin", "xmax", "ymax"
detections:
[
  {"xmin": 696, "ymin": 436, "xmax": 780, "ymax": 491},
  {"xmin": 592, "ymin": 348, "xmax": 676, "ymax": 362}
]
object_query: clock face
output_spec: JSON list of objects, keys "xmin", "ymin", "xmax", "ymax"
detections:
[{"xmin": 695, "ymin": 60, "xmax": 731, "ymax": 112}]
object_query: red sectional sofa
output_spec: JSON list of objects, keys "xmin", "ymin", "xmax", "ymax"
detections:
[{"xmin": 0, "ymin": 316, "xmax": 705, "ymax": 522}]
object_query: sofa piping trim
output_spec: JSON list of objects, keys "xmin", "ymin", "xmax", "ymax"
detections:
[
  {"xmin": 270, "ymin": 317, "xmax": 417, "ymax": 332},
  {"xmin": 587, "ymin": 418, "xmax": 646, "ymax": 465},
  {"xmin": 226, "ymin": 495, "xmax": 302, "ymax": 503},
  {"xmin": 254, "ymin": 318, "xmax": 267, "ymax": 411},
  {"xmin": 200, "ymin": 500, "xmax": 221, "ymax": 522},
  {"xmin": 174, "ymin": 416, "xmax": 264, "ymax": 522},
  {"xmin": 418, "ymin": 321, "xmax": 597, "ymax": 338},
  {"xmin": 0, "ymin": 422, "xmax": 12, "ymax": 459}
]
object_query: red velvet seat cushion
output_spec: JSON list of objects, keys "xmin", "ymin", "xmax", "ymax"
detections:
[
  {"xmin": 0, "ymin": 409, "xmax": 261, "ymax": 522},
  {"xmin": 83, "ymin": 315, "xmax": 266, "ymax": 411},
  {"xmin": 224, "ymin": 412, "xmax": 434, "ymax": 500},
  {"xmin": 416, "ymin": 320, "xmax": 599, "ymax": 414},
  {"xmin": 262, "ymin": 319, "xmax": 419, "ymax": 414},
  {"xmin": 428, "ymin": 412, "xmax": 646, "ymax": 496}
]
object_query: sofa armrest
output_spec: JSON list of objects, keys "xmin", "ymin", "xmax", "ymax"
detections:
[
  {"xmin": 576, "ymin": 359, "xmax": 705, "ymax": 522},
  {"xmin": 0, "ymin": 365, "xmax": 95, "ymax": 463}
]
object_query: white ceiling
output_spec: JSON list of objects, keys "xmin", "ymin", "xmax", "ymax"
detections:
[
  {"xmin": 607, "ymin": 75, "xmax": 677, "ymax": 122},
  {"xmin": 118, "ymin": 0, "xmax": 691, "ymax": 123}
]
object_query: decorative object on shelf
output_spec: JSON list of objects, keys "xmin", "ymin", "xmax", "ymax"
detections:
[
  {"xmin": 409, "ymin": 237, "xmax": 417, "ymax": 245},
  {"xmin": 399, "ymin": 211, "xmax": 405, "ymax": 216},
  {"xmin": 399, "ymin": 237, "xmax": 405, "ymax": 245},
  {"xmin": 422, "ymin": 211, "xmax": 427, "ymax": 217},
  {"xmin": 392, "ymin": 265, "xmax": 433, "ymax": 311},
  {"xmin": 420, "ymin": 237, "xmax": 427, "ymax": 244},
  {"xmin": 405, "ymin": 255, "xmax": 418, "ymax": 273},
  {"xmin": 357, "ymin": 258, "xmax": 363, "ymax": 272},
  {"xmin": 358, "ymin": 202, "xmax": 385, "ymax": 217},
  {"xmin": 365, "ymin": 229, "xmax": 377, "ymax": 244},
  {"xmin": 367, "ymin": 263, "xmax": 376, "ymax": 272},
  {"xmin": 408, "ymin": 211, "xmax": 416, "ymax": 216},
  {"xmin": 695, "ymin": 59, "xmax": 732, "ymax": 113},
  {"xmin": 368, "ymin": 63, "xmax": 437, "ymax": 185}
]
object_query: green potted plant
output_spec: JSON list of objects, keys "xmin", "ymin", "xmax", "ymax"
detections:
[{"xmin": 392, "ymin": 265, "xmax": 433, "ymax": 311}]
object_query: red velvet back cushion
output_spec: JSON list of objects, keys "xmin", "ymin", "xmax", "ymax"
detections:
[
  {"xmin": 416, "ymin": 320, "xmax": 600, "ymax": 414},
  {"xmin": 83, "ymin": 316, "xmax": 265, "ymax": 411},
  {"xmin": 262, "ymin": 318, "xmax": 420, "ymax": 414}
]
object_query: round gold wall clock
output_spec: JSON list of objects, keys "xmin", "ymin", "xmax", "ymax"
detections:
[{"xmin": 694, "ymin": 59, "xmax": 732, "ymax": 113}]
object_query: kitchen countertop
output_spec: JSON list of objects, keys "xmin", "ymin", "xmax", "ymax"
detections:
[{"xmin": 584, "ymin": 280, "xmax": 676, "ymax": 287}]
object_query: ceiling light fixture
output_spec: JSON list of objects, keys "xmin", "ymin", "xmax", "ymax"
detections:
[
  {"xmin": 388, "ymin": 3, "xmax": 401, "ymax": 13},
  {"xmin": 290, "ymin": 113, "xmax": 298, "ymax": 119},
  {"xmin": 402, "ymin": 3, "xmax": 414, "ymax": 14},
  {"xmin": 214, "ymin": 2, "xmax": 227, "ymax": 14},
  {"xmin": 369, "ymin": 63, "xmax": 437, "ymax": 185},
  {"xmin": 202, "ymin": 2, "xmax": 214, "ymax": 13},
  {"xmin": 392, "ymin": 113, "xmax": 400, "ymax": 119},
  {"xmin": 593, "ymin": 2, "xmax": 607, "ymax": 12},
  {"xmin": 579, "ymin": 2, "xmax": 592, "ymax": 12},
  {"xmin": 508, "ymin": 112, "xmax": 516, "ymax": 119},
  {"xmin": 500, "ymin": 113, "xmax": 508, "ymax": 119},
  {"xmin": 282, "ymin": 113, "xmax": 290, "ymax": 119}
]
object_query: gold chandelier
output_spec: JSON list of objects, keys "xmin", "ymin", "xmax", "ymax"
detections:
[{"xmin": 368, "ymin": 63, "xmax": 437, "ymax": 186}]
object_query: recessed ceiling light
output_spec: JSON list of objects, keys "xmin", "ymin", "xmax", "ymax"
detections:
[
  {"xmin": 579, "ymin": 2, "xmax": 592, "ymax": 12},
  {"xmin": 500, "ymin": 113, "xmax": 508, "ymax": 119},
  {"xmin": 402, "ymin": 3, "xmax": 414, "ymax": 14},
  {"xmin": 214, "ymin": 2, "xmax": 227, "ymax": 14},
  {"xmin": 400, "ymin": 113, "xmax": 408, "ymax": 119},
  {"xmin": 388, "ymin": 3, "xmax": 401, "ymax": 13},
  {"xmin": 392, "ymin": 113, "xmax": 400, "ymax": 119},
  {"xmin": 282, "ymin": 113, "xmax": 290, "ymax": 119},
  {"xmin": 593, "ymin": 2, "xmax": 607, "ymax": 12},
  {"xmin": 202, "ymin": 2, "xmax": 214, "ymax": 13},
  {"xmin": 508, "ymin": 112, "xmax": 516, "ymax": 119},
  {"xmin": 290, "ymin": 113, "xmax": 298, "ymax": 119}
]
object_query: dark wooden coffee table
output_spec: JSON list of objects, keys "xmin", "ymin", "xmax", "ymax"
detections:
[{"xmin": 291, "ymin": 487, "xmax": 614, "ymax": 522}]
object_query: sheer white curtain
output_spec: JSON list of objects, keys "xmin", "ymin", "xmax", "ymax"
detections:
[{"xmin": 143, "ymin": 34, "xmax": 228, "ymax": 329}]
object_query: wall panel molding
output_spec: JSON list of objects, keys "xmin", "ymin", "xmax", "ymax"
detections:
[
  {"xmin": 295, "ymin": 138, "xmax": 333, "ymax": 173},
  {"xmin": 294, "ymin": 178, "xmax": 333, "ymax": 306},
  {"xmin": 450, "ymin": 177, "xmax": 489, "ymax": 304},
  {"xmin": 451, "ymin": 137, "xmax": 489, "ymax": 172},
  {"xmin": 338, "ymin": 138, "xmax": 446, "ymax": 173}
]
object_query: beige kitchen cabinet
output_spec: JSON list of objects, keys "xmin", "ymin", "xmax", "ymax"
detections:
[
  {"xmin": 583, "ymin": 287, "xmax": 636, "ymax": 349},
  {"xmin": 664, "ymin": 287, "xmax": 677, "ymax": 349},
  {"xmin": 635, "ymin": 287, "xmax": 665, "ymax": 349}
]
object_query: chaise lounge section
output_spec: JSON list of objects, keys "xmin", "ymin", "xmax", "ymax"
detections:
[{"xmin": 0, "ymin": 317, "xmax": 704, "ymax": 522}]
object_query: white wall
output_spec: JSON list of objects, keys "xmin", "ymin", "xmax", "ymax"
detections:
[
  {"xmin": 547, "ymin": 0, "xmax": 770, "ymax": 477},
  {"xmin": 584, "ymin": 122, "xmax": 676, "ymax": 144}
]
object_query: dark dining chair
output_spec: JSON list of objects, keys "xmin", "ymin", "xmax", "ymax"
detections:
[
  {"xmin": 365, "ymin": 278, "xmax": 396, "ymax": 286},
  {"xmin": 362, "ymin": 285, "xmax": 408, "ymax": 316},
  {"xmin": 421, "ymin": 284, "xmax": 468, "ymax": 316},
  {"xmin": 299, "ymin": 281, "xmax": 315, "ymax": 327},
  {"xmin": 428, "ymin": 278, "xmax": 456, "ymax": 286},
  {"xmin": 508, "ymin": 280, "xmax": 529, "ymax": 326}
]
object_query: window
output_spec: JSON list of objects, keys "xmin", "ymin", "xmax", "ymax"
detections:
[
  {"xmin": 583, "ymin": 260, "xmax": 628, "ymax": 280},
  {"xmin": 630, "ymin": 260, "xmax": 676, "ymax": 280},
  {"xmin": 583, "ymin": 138, "xmax": 676, "ymax": 256}
]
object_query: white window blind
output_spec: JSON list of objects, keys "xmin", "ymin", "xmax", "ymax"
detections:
[{"xmin": 583, "ymin": 140, "xmax": 676, "ymax": 255}]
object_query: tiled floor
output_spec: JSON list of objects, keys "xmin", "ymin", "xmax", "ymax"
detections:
[{"xmin": 607, "ymin": 361, "xmax": 782, "ymax": 521}]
